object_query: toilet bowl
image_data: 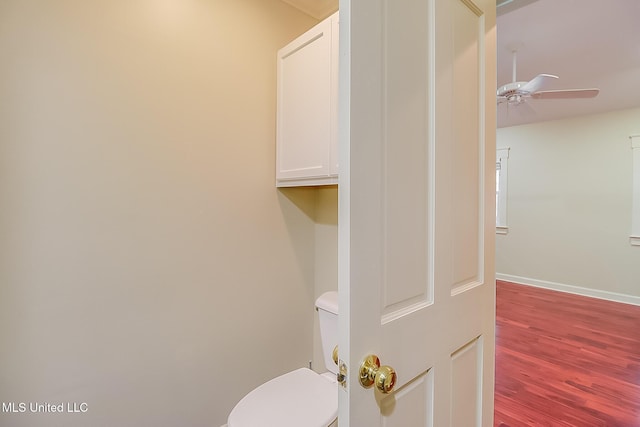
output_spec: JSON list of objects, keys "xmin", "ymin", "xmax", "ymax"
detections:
[
  {"xmin": 227, "ymin": 291, "xmax": 339, "ymax": 427},
  {"xmin": 227, "ymin": 368, "xmax": 337, "ymax": 427}
]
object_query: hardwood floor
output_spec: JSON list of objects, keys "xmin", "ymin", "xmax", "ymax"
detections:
[{"xmin": 494, "ymin": 280, "xmax": 640, "ymax": 427}]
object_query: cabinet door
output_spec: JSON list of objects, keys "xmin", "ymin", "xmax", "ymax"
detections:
[{"xmin": 276, "ymin": 17, "xmax": 333, "ymax": 186}]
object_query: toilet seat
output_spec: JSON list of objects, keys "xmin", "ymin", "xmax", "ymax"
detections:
[{"xmin": 227, "ymin": 367, "xmax": 337, "ymax": 427}]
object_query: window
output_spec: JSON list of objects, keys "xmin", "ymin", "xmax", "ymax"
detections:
[
  {"xmin": 631, "ymin": 135, "xmax": 640, "ymax": 246},
  {"xmin": 496, "ymin": 148, "xmax": 510, "ymax": 234}
]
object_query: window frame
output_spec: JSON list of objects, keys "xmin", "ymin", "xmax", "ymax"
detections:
[
  {"xmin": 631, "ymin": 135, "xmax": 640, "ymax": 246},
  {"xmin": 496, "ymin": 147, "xmax": 510, "ymax": 234}
]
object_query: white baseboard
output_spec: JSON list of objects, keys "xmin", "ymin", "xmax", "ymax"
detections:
[{"xmin": 496, "ymin": 273, "xmax": 640, "ymax": 307}]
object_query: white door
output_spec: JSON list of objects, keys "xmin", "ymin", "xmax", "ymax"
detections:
[{"xmin": 338, "ymin": 0, "xmax": 496, "ymax": 425}]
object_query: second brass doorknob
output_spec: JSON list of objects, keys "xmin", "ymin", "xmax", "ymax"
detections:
[{"xmin": 359, "ymin": 354, "xmax": 397, "ymax": 394}]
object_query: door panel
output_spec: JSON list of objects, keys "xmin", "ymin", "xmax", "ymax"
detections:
[
  {"xmin": 451, "ymin": 337, "xmax": 484, "ymax": 427},
  {"xmin": 381, "ymin": 0, "xmax": 431, "ymax": 319},
  {"xmin": 451, "ymin": 0, "xmax": 483, "ymax": 292},
  {"xmin": 379, "ymin": 370, "xmax": 433, "ymax": 427},
  {"xmin": 340, "ymin": 0, "xmax": 496, "ymax": 425}
]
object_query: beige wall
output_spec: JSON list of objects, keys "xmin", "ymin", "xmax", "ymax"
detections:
[
  {"xmin": 279, "ymin": 186, "xmax": 338, "ymax": 375},
  {"xmin": 0, "ymin": 1, "xmax": 320, "ymax": 425},
  {"xmin": 496, "ymin": 107, "xmax": 640, "ymax": 301},
  {"xmin": 313, "ymin": 186, "xmax": 338, "ymax": 372}
]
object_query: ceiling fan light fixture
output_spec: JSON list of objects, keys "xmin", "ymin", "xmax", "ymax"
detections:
[
  {"xmin": 497, "ymin": 81, "xmax": 526, "ymax": 98},
  {"xmin": 507, "ymin": 94, "xmax": 524, "ymax": 105}
]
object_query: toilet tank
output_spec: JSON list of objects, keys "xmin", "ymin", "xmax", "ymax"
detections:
[{"xmin": 315, "ymin": 291, "xmax": 339, "ymax": 375}]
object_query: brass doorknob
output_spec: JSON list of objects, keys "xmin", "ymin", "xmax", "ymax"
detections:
[
  {"xmin": 332, "ymin": 345, "xmax": 339, "ymax": 365},
  {"xmin": 359, "ymin": 354, "xmax": 397, "ymax": 394}
]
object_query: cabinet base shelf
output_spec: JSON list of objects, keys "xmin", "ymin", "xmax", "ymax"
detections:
[{"xmin": 276, "ymin": 176, "xmax": 338, "ymax": 188}]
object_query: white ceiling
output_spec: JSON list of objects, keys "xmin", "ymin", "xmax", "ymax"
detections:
[
  {"xmin": 283, "ymin": 0, "xmax": 640, "ymax": 128},
  {"xmin": 497, "ymin": 0, "xmax": 640, "ymax": 128}
]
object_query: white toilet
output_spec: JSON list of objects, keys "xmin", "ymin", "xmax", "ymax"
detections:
[{"xmin": 226, "ymin": 291, "xmax": 339, "ymax": 427}]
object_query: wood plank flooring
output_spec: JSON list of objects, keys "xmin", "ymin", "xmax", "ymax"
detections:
[{"xmin": 494, "ymin": 280, "xmax": 640, "ymax": 427}]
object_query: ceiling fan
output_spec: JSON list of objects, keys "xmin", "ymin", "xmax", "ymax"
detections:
[{"xmin": 497, "ymin": 51, "xmax": 600, "ymax": 106}]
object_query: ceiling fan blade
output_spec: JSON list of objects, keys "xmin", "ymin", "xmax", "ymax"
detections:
[
  {"xmin": 519, "ymin": 74, "xmax": 558, "ymax": 93},
  {"xmin": 531, "ymin": 88, "xmax": 600, "ymax": 99}
]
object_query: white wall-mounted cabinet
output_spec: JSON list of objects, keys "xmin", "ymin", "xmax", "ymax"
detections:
[{"xmin": 276, "ymin": 12, "xmax": 338, "ymax": 187}]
